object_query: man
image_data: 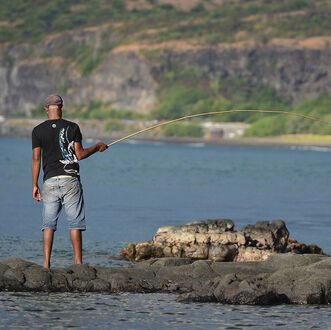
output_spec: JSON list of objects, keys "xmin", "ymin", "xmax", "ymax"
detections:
[{"xmin": 32, "ymin": 94, "xmax": 108, "ymax": 268}]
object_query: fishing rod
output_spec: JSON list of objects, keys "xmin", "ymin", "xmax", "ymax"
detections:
[{"xmin": 107, "ymin": 109, "xmax": 331, "ymax": 148}]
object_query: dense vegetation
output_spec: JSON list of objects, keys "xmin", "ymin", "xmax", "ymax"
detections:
[
  {"xmin": 148, "ymin": 62, "xmax": 331, "ymax": 137},
  {"xmin": 1, "ymin": 0, "xmax": 330, "ymax": 44},
  {"xmin": 2, "ymin": 0, "xmax": 331, "ymax": 137},
  {"xmin": 161, "ymin": 123, "xmax": 203, "ymax": 138}
]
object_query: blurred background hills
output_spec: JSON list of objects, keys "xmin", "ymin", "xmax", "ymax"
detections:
[{"xmin": 0, "ymin": 0, "xmax": 330, "ymax": 137}]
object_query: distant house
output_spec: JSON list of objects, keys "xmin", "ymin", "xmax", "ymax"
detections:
[{"xmin": 202, "ymin": 122, "xmax": 250, "ymax": 140}]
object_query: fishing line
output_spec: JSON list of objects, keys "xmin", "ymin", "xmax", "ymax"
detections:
[{"xmin": 107, "ymin": 109, "xmax": 331, "ymax": 147}]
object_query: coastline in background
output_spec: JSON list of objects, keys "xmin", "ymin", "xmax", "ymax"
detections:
[{"xmin": 2, "ymin": 117, "xmax": 331, "ymax": 149}]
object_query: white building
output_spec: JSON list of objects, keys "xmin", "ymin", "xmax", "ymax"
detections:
[{"xmin": 202, "ymin": 121, "xmax": 250, "ymax": 139}]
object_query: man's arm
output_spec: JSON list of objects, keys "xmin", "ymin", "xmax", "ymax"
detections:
[
  {"xmin": 32, "ymin": 147, "xmax": 42, "ymax": 202},
  {"xmin": 74, "ymin": 141, "xmax": 108, "ymax": 161}
]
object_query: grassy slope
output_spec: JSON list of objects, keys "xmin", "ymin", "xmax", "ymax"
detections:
[
  {"xmin": 1, "ymin": 0, "xmax": 330, "ymax": 44},
  {"xmin": 1, "ymin": 0, "xmax": 331, "ymax": 137}
]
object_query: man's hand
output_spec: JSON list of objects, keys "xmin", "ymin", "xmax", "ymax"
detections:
[
  {"xmin": 97, "ymin": 142, "xmax": 108, "ymax": 152},
  {"xmin": 33, "ymin": 185, "xmax": 42, "ymax": 202}
]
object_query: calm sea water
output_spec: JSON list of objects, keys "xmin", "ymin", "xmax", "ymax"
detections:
[{"xmin": 0, "ymin": 138, "xmax": 330, "ymax": 328}]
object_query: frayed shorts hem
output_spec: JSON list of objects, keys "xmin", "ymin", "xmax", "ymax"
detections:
[{"xmin": 42, "ymin": 226, "xmax": 57, "ymax": 232}]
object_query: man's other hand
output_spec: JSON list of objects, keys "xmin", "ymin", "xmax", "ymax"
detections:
[{"xmin": 33, "ymin": 185, "xmax": 42, "ymax": 202}]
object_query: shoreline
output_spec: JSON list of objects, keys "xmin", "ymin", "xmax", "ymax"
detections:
[{"xmin": 1, "ymin": 117, "xmax": 331, "ymax": 149}]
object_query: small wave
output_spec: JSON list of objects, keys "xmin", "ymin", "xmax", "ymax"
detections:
[
  {"xmin": 124, "ymin": 139, "xmax": 166, "ymax": 146},
  {"xmin": 290, "ymin": 146, "xmax": 331, "ymax": 152},
  {"xmin": 186, "ymin": 143, "xmax": 206, "ymax": 148},
  {"xmin": 125, "ymin": 139, "xmax": 139, "ymax": 144}
]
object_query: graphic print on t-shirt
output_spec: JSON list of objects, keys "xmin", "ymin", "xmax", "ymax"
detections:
[{"xmin": 59, "ymin": 127, "xmax": 79, "ymax": 176}]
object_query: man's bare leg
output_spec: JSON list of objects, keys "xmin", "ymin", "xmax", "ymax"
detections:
[
  {"xmin": 43, "ymin": 229, "xmax": 54, "ymax": 268},
  {"xmin": 70, "ymin": 230, "xmax": 82, "ymax": 264}
]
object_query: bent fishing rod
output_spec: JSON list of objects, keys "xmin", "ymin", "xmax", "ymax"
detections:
[{"xmin": 107, "ymin": 109, "xmax": 331, "ymax": 148}]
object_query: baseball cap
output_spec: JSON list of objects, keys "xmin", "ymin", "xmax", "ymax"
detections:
[{"xmin": 45, "ymin": 94, "xmax": 63, "ymax": 107}]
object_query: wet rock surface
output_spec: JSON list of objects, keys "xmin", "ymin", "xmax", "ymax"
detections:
[
  {"xmin": 0, "ymin": 254, "xmax": 331, "ymax": 305},
  {"xmin": 121, "ymin": 219, "xmax": 323, "ymax": 263}
]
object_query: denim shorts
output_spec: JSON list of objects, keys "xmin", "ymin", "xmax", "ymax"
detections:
[{"xmin": 42, "ymin": 177, "xmax": 86, "ymax": 231}]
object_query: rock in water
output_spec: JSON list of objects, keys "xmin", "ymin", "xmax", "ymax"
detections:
[
  {"xmin": 121, "ymin": 219, "xmax": 324, "ymax": 262},
  {"xmin": 286, "ymin": 238, "xmax": 324, "ymax": 255}
]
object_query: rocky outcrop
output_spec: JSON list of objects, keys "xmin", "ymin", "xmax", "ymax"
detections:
[
  {"xmin": 0, "ymin": 49, "xmax": 155, "ymax": 116},
  {"xmin": 121, "ymin": 219, "xmax": 326, "ymax": 263},
  {"xmin": 1, "ymin": 254, "xmax": 330, "ymax": 305},
  {"xmin": 0, "ymin": 30, "xmax": 330, "ymax": 116},
  {"xmin": 153, "ymin": 39, "xmax": 331, "ymax": 105},
  {"xmin": 121, "ymin": 219, "xmax": 301, "ymax": 262},
  {"xmin": 177, "ymin": 254, "xmax": 331, "ymax": 304}
]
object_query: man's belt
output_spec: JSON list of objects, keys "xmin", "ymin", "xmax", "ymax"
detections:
[{"xmin": 49, "ymin": 175, "xmax": 73, "ymax": 179}]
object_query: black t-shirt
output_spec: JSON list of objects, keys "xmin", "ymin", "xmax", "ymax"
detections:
[{"xmin": 32, "ymin": 119, "xmax": 82, "ymax": 182}]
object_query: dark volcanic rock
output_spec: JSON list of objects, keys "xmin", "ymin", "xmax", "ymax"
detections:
[
  {"xmin": 240, "ymin": 220, "xmax": 289, "ymax": 251},
  {"xmin": 1, "ymin": 254, "xmax": 331, "ymax": 305}
]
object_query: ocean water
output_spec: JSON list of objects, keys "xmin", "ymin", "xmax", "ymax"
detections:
[{"xmin": 0, "ymin": 138, "xmax": 330, "ymax": 328}]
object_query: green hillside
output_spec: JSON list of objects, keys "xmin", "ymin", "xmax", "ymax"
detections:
[
  {"xmin": 1, "ymin": 0, "xmax": 330, "ymax": 44},
  {"xmin": 2, "ymin": 0, "xmax": 331, "ymax": 137}
]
